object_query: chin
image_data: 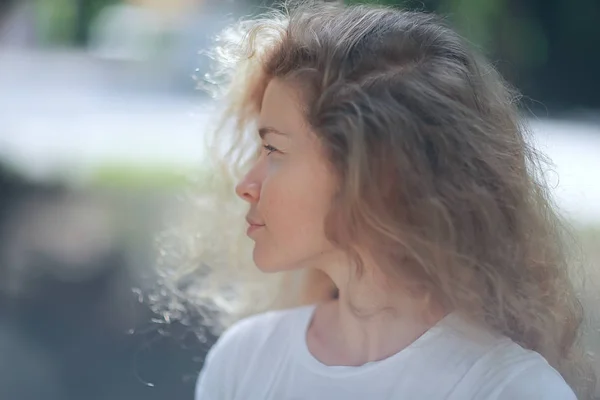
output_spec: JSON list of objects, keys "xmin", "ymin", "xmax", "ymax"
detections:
[
  {"xmin": 254, "ymin": 263, "xmax": 286, "ymax": 273},
  {"xmin": 253, "ymin": 255, "xmax": 293, "ymax": 273},
  {"xmin": 252, "ymin": 248, "xmax": 304, "ymax": 273}
]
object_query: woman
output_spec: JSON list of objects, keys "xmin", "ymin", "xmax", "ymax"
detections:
[{"xmin": 189, "ymin": 1, "xmax": 595, "ymax": 398}]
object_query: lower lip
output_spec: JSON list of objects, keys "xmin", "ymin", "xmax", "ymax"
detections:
[{"xmin": 247, "ymin": 224, "xmax": 265, "ymax": 236}]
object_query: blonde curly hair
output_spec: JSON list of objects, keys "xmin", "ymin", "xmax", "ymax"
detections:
[{"xmin": 156, "ymin": 1, "xmax": 595, "ymax": 397}]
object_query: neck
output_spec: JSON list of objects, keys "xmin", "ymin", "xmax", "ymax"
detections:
[{"xmin": 308, "ymin": 253, "xmax": 446, "ymax": 366}]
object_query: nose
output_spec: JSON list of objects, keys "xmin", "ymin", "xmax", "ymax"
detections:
[{"xmin": 235, "ymin": 170, "xmax": 261, "ymax": 204}]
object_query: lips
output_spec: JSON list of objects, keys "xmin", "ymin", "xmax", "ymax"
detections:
[
  {"xmin": 245, "ymin": 216, "xmax": 265, "ymax": 236},
  {"xmin": 246, "ymin": 216, "xmax": 264, "ymax": 226}
]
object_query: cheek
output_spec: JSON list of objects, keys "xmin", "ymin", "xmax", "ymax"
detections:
[
  {"xmin": 254, "ymin": 163, "xmax": 335, "ymax": 268},
  {"xmin": 262, "ymin": 173, "xmax": 328, "ymax": 237}
]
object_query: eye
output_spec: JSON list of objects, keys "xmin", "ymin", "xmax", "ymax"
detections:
[{"xmin": 263, "ymin": 144, "xmax": 278, "ymax": 155}]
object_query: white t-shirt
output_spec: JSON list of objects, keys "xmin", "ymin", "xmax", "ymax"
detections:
[{"xmin": 196, "ymin": 305, "xmax": 576, "ymax": 400}]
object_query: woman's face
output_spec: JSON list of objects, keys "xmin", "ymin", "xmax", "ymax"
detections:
[{"xmin": 235, "ymin": 79, "xmax": 338, "ymax": 272}]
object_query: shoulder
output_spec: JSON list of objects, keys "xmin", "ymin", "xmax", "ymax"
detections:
[
  {"xmin": 439, "ymin": 315, "xmax": 576, "ymax": 399},
  {"xmin": 195, "ymin": 305, "xmax": 313, "ymax": 400},
  {"xmin": 492, "ymin": 355, "xmax": 577, "ymax": 399},
  {"xmin": 460, "ymin": 339, "xmax": 576, "ymax": 399},
  {"xmin": 212, "ymin": 304, "xmax": 312, "ymax": 358}
]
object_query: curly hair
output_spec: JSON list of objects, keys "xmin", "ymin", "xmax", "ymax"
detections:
[{"xmin": 157, "ymin": 1, "xmax": 595, "ymax": 396}]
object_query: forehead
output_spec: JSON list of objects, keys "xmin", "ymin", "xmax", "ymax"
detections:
[{"xmin": 259, "ymin": 79, "xmax": 309, "ymax": 135}]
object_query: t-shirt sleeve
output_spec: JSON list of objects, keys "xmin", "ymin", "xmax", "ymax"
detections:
[
  {"xmin": 195, "ymin": 322, "xmax": 245, "ymax": 400},
  {"xmin": 195, "ymin": 316, "xmax": 260, "ymax": 400},
  {"xmin": 195, "ymin": 339, "xmax": 227, "ymax": 400},
  {"xmin": 194, "ymin": 308, "xmax": 300, "ymax": 400},
  {"xmin": 494, "ymin": 362, "xmax": 577, "ymax": 400}
]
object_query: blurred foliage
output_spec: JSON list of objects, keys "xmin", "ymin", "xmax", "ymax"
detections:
[
  {"xmin": 88, "ymin": 164, "xmax": 199, "ymax": 189},
  {"xmin": 35, "ymin": 0, "xmax": 75, "ymax": 45},
  {"xmin": 35, "ymin": 0, "xmax": 120, "ymax": 45},
  {"xmin": 0, "ymin": 0, "xmax": 14, "ymax": 18},
  {"xmin": 28, "ymin": 0, "xmax": 600, "ymax": 111},
  {"xmin": 344, "ymin": 0, "xmax": 600, "ymax": 112}
]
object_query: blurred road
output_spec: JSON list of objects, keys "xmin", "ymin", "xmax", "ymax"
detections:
[
  {"xmin": 1, "ymin": 49, "xmax": 599, "ymax": 224},
  {"xmin": 0, "ymin": 49, "xmax": 208, "ymax": 177}
]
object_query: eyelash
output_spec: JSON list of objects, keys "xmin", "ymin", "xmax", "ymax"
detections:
[{"xmin": 263, "ymin": 144, "xmax": 278, "ymax": 155}]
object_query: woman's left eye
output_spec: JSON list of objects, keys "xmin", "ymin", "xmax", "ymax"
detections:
[{"xmin": 263, "ymin": 144, "xmax": 278, "ymax": 155}]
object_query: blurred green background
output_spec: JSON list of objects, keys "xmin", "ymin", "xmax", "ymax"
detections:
[
  {"xmin": 348, "ymin": 0, "xmax": 600, "ymax": 113},
  {"xmin": 25, "ymin": 0, "xmax": 600, "ymax": 113}
]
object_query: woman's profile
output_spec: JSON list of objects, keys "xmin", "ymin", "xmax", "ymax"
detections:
[{"xmin": 175, "ymin": 1, "xmax": 596, "ymax": 399}]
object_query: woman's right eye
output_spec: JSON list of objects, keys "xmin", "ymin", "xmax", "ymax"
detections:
[{"xmin": 263, "ymin": 144, "xmax": 278, "ymax": 155}]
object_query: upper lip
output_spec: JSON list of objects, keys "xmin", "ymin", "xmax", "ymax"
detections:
[{"xmin": 246, "ymin": 216, "xmax": 265, "ymax": 226}]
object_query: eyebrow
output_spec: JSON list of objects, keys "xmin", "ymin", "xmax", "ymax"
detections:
[{"xmin": 258, "ymin": 127, "xmax": 289, "ymax": 139}]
